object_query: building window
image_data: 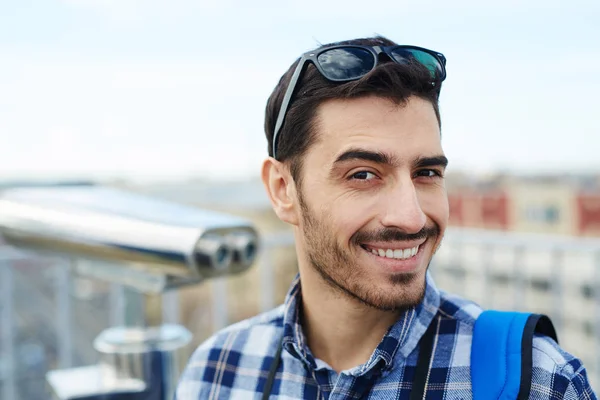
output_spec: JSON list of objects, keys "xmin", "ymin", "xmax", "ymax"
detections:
[{"xmin": 524, "ymin": 205, "xmax": 560, "ymax": 224}]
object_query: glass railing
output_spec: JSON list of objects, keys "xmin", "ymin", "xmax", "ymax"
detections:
[{"xmin": 1, "ymin": 189, "xmax": 599, "ymax": 399}]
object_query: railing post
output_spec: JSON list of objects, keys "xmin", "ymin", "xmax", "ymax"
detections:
[
  {"xmin": 453, "ymin": 240, "xmax": 466, "ymax": 296},
  {"xmin": 594, "ymin": 250, "xmax": 600, "ymax": 386},
  {"xmin": 259, "ymin": 246, "xmax": 275, "ymax": 313},
  {"xmin": 513, "ymin": 245, "xmax": 525, "ymax": 311},
  {"xmin": 163, "ymin": 289, "xmax": 180, "ymax": 325},
  {"xmin": 121, "ymin": 286, "xmax": 160, "ymax": 327},
  {"xmin": 482, "ymin": 243, "xmax": 494, "ymax": 309},
  {"xmin": 551, "ymin": 248, "xmax": 564, "ymax": 333},
  {"xmin": 109, "ymin": 283, "xmax": 125, "ymax": 327},
  {"xmin": 1, "ymin": 258, "xmax": 16, "ymax": 400},
  {"xmin": 55, "ymin": 260, "xmax": 73, "ymax": 369},
  {"xmin": 211, "ymin": 278, "xmax": 228, "ymax": 331}
]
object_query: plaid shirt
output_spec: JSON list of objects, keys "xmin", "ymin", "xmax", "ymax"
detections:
[{"xmin": 176, "ymin": 273, "xmax": 596, "ymax": 399}]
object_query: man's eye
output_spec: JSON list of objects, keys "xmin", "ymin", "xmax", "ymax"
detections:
[
  {"xmin": 351, "ymin": 171, "xmax": 377, "ymax": 180},
  {"xmin": 416, "ymin": 169, "xmax": 442, "ymax": 178}
]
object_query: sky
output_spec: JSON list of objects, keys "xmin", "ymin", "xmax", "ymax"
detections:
[{"xmin": 1, "ymin": 0, "xmax": 599, "ymax": 183}]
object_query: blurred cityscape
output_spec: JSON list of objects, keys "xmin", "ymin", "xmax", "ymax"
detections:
[
  {"xmin": 2, "ymin": 171, "xmax": 600, "ymax": 399},
  {"xmin": 2, "ymin": 0, "xmax": 598, "ymax": 398}
]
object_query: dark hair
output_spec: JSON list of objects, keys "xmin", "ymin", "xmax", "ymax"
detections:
[{"xmin": 264, "ymin": 36, "xmax": 442, "ymax": 184}]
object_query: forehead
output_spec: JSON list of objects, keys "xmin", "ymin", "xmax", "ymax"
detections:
[{"xmin": 310, "ymin": 95, "xmax": 442, "ymax": 163}]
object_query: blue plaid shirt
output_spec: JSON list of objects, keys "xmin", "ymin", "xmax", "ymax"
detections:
[{"xmin": 176, "ymin": 274, "xmax": 596, "ymax": 399}]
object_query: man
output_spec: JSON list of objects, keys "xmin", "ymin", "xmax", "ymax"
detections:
[{"xmin": 176, "ymin": 36, "xmax": 596, "ymax": 399}]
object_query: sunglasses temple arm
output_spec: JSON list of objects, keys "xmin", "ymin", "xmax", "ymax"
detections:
[{"xmin": 272, "ymin": 58, "xmax": 308, "ymax": 159}]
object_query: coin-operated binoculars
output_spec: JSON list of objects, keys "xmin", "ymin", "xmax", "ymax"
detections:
[{"xmin": 0, "ymin": 185, "xmax": 260, "ymax": 400}]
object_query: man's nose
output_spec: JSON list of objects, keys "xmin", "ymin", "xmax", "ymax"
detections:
[{"xmin": 380, "ymin": 179, "xmax": 427, "ymax": 234}]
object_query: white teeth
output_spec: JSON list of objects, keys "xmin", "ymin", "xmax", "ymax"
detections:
[{"xmin": 368, "ymin": 245, "xmax": 420, "ymax": 260}]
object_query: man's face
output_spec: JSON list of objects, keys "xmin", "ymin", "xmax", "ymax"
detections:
[{"xmin": 295, "ymin": 95, "xmax": 448, "ymax": 311}]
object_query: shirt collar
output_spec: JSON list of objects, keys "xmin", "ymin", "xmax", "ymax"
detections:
[{"xmin": 281, "ymin": 272, "xmax": 441, "ymax": 375}]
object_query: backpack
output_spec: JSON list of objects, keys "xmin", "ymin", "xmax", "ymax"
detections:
[
  {"xmin": 470, "ymin": 310, "xmax": 558, "ymax": 400},
  {"xmin": 410, "ymin": 310, "xmax": 558, "ymax": 400}
]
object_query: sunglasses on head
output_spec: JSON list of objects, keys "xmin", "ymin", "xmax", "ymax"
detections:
[{"xmin": 271, "ymin": 44, "xmax": 447, "ymax": 159}]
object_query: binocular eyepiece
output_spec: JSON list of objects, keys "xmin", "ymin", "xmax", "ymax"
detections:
[
  {"xmin": 194, "ymin": 230, "xmax": 257, "ymax": 274},
  {"xmin": 0, "ymin": 185, "xmax": 260, "ymax": 291}
]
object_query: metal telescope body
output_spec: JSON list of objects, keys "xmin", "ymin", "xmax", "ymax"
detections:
[{"xmin": 0, "ymin": 184, "xmax": 260, "ymax": 400}]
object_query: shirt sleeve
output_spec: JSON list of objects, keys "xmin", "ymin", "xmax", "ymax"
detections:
[
  {"xmin": 563, "ymin": 366, "xmax": 597, "ymax": 400},
  {"xmin": 531, "ymin": 335, "xmax": 597, "ymax": 400}
]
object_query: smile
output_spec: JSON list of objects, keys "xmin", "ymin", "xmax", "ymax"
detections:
[{"xmin": 361, "ymin": 244, "xmax": 420, "ymax": 260}]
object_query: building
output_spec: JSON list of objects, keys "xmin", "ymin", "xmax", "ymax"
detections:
[{"xmin": 447, "ymin": 174, "xmax": 600, "ymax": 237}]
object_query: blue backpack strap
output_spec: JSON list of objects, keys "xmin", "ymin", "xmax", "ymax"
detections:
[{"xmin": 471, "ymin": 310, "xmax": 558, "ymax": 400}]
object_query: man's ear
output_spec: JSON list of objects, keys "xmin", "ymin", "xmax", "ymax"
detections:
[{"xmin": 261, "ymin": 157, "xmax": 300, "ymax": 226}]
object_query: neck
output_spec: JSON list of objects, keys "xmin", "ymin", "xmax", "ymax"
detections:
[{"xmin": 299, "ymin": 268, "xmax": 402, "ymax": 373}]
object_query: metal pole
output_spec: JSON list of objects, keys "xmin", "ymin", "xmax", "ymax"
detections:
[
  {"xmin": 211, "ymin": 278, "xmax": 228, "ymax": 331},
  {"xmin": 143, "ymin": 293, "xmax": 163, "ymax": 327},
  {"xmin": 55, "ymin": 260, "xmax": 73, "ymax": 369},
  {"xmin": 122, "ymin": 286, "xmax": 145, "ymax": 327},
  {"xmin": 259, "ymin": 247, "xmax": 275, "ymax": 313},
  {"xmin": 109, "ymin": 283, "xmax": 125, "ymax": 327},
  {"xmin": 1, "ymin": 259, "xmax": 16, "ymax": 400},
  {"xmin": 162, "ymin": 289, "xmax": 180, "ymax": 325},
  {"xmin": 119, "ymin": 287, "xmax": 166, "ymax": 328}
]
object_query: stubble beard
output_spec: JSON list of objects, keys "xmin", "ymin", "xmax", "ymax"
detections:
[{"xmin": 298, "ymin": 191, "xmax": 438, "ymax": 313}]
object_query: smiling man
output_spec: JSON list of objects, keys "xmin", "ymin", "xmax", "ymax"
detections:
[{"xmin": 175, "ymin": 36, "xmax": 595, "ymax": 399}]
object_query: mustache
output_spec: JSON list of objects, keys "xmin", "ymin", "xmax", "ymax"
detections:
[{"xmin": 351, "ymin": 224, "xmax": 440, "ymax": 245}]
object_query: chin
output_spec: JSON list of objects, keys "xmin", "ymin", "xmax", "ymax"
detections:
[
  {"xmin": 341, "ymin": 268, "xmax": 428, "ymax": 313},
  {"xmin": 380, "ymin": 271, "xmax": 428, "ymax": 310}
]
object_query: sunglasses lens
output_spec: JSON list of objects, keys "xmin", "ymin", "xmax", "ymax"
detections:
[
  {"xmin": 389, "ymin": 48, "xmax": 445, "ymax": 80},
  {"xmin": 317, "ymin": 47, "xmax": 375, "ymax": 80}
]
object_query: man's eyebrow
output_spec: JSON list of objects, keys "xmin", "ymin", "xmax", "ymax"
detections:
[
  {"xmin": 333, "ymin": 149, "xmax": 399, "ymax": 166},
  {"xmin": 414, "ymin": 155, "xmax": 449, "ymax": 169}
]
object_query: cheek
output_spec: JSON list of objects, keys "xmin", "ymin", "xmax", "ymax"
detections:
[
  {"xmin": 300, "ymin": 174, "xmax": 380, "ymax": 239},
  {"xmin": 419, "ymin": 189, "xmax": 449, "ymax": 227},
  {"xmin": 329, "ymin": 197, "xmax": 379, "ymax": 241}
]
